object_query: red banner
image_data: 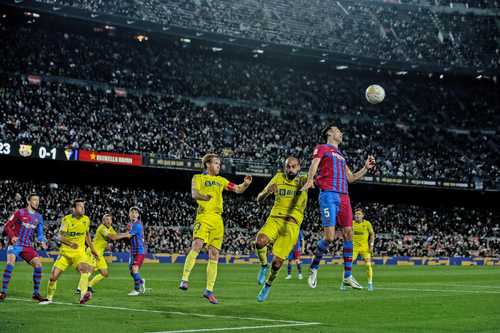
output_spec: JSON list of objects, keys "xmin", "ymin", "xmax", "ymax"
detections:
[{"xmin": 79, "ymin": 150, "xmax": 142, "ymax": 166}]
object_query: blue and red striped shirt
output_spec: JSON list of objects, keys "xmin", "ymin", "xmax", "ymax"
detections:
[
  {"xmin": 312, "ymin": 144, "xmax": 349, "ymax": 194},
  {"xmin": 128, "ymin": 219, "xmax": 145, "ymax": 255},
  {"xmin": 5, "ymin": 208, "xmax": 46, "ymax": 247}
]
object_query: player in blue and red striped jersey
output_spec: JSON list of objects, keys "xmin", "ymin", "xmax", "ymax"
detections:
[
  {"xmin": 286, "ymin": 229, "xmax": 304, "ymax": 280},
  {"xmin": 0, "ymin": 194, "xmax": 48, "ymax": 302},
  {"xmin": 301, "ymin": 123, "xmax": 375, "ymax": 290},
  {"xmin": 122, "ymin": 207, "xmax": 146, "ymax": 296}
]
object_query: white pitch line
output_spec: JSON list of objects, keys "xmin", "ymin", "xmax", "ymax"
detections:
[
  {"xmin": 376, "ymin": 287, "xmax": 500, "ymax": 295},
  {"xmin": 147, "ymin": 322, "xmax": 321, "ymax": 333},
  {"xmin": 8, "ymin": 297, "xmax": 315, "ymax": 324}
]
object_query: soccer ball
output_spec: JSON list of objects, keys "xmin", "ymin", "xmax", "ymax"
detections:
[{"xmin": 365, "ymin": 84, "xmax": 385, "ymax": 104}]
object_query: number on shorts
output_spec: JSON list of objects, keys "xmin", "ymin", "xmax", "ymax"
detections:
[
  {"xmin": 194, "ymin": 223, "xmax": 202, "ymax": 232},
  {"xmin": 323, "ymin": 208, "xmax": 330, "ymax": 218}
]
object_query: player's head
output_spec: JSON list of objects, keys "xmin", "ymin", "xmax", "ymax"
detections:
[
  {"xmin": 26, "ymin": 193, "xmax": 40, "ymax": 211},
  {"xmin": 321, "ymin": 123, "xmax": 343, "ymax": 144},
  {"xmin": 354, "ymin": 208, "xmax": 364, "ymax": 222},
  {"xmin": 283, "ymin": 156, "xmax": 301, "ymax": 180},
  {"xmin": 102, "ymin": 213, "xmax": 113, "ymax": 227},
  {"xmin": 129, "ymin": 206, "xmax": 140, "ymax": 221},
  {"xmin": 72, "ymin": 199, "xmax": 85, "ymax": 216},
  {"xmin": 202, "ymin": 153, "xmax": 221, "ymax": 175}
]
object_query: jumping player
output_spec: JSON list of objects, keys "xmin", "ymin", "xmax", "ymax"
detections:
[{"xmin": 301, "ymin": 123, "xmax": 375, "ymax": 289}]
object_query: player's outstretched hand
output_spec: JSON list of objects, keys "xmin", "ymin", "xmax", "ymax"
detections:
[
  {"xmin": 300, "ymin": 179, "xmax": 314, "ymax": 191},
  {"xmin": 11, "ymin": 236, "xmax": 18, "ymax": 245},
  {"xmin": 244, "ymin": 175, "xmax": 253, "ymax": 185},
  {"xmin": 203, "ymin": 194, "xmax": 212, "ymax": 201},
  {"xmin": 365, "ymin": 155, "xmax": 376, "ymax": 170},
  {"xmin": 70, "ymin": 242, "xmax": 78, "ymax": 250}
]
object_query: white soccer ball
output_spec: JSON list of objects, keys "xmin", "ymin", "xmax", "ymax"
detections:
[{"xmin": 365, "ymin": 84, "xmax": 385, "ymax": 104}]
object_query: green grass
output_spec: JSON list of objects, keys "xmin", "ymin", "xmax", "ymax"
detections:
[{"xmin": 0, "ymin": 263, "xmax": 499, "ymax": 333}]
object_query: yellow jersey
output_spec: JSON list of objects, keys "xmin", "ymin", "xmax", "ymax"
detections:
[
  {"xmin": 93, "ymin": 224, "xmax": 117, "ymax": 255},
  {"xmin": 267, "ymin": 172, "xmax": 308, "ymax": 225},
  {"xmin": 59, "ymin": 214, "xmax": 91, "ymax": 254},
  {"xmin": 353, "ymin": 219, "xmax": 374, "ymax": 249},
  {"xmin": 192, "ymin": 173, "xmax": 231, "ymax": 216}
]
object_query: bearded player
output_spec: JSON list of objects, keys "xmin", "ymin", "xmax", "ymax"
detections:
[
  {"xmin": 301, "ymin": 123, "xmax": 375, "ymax": 289},
  {"xmin": 179, "ymin": 153, "xmax": 252, "ymax": 304},
  {"xmin": 254, "ymin": 156, "xmax": 308, "ymax": 302},
  {"xmin": 1, "ymin": 194, "xmax": 48, "ymax": 302}
]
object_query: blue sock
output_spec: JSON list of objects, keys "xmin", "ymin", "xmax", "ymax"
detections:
[
  {"xmin": 297, "ymin": 262, "xmax": 302, "ymax": 274},
  {"xmin": 33, "ymin": 267, "xmax": 42, "ymax": 295},
  {"xmin": 311, "ymin": 239, "xmax": 329, "ymax": 270},
  {"xmin": 131, "ymin": 272, "xmax": 143, "ymax": 291},
  {"xmin": 2, "ymin": 264, "xmax": 15, "ymax": 294},
  {"xmin": 287, "ymin": 263, "xmax": 292, "ymax": 275},
  {"xmin": 343, "ymin": 241, "xmax": 353, "ymax": 279}
]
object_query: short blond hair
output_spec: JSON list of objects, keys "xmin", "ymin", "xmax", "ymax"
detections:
[{"xmin": 201, "ymin": 153, "xmax": 219, "ymax": 170}]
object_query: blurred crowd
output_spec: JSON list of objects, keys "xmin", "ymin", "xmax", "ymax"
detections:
[
  {"xmin": 1, "ymin": 179, "xmax": 498, "ymax": 257},
  {"xmin": 33, "ymin": 0, "xmax": 499, "ymax": 69}
]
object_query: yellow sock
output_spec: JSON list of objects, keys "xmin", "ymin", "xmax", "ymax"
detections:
[
  {"xmin": 266, "ymin": 266, "xmax": 281, "ymax": 286},
  {"xmin": 182, "ymin": 250, "xmax": 199, "ymax": 282},
  {"xmin": 367, "ymin": 263, "xmax": 373, "ymax": 283},
  {"xmin": 89, "ymin": 274, "xmax": 105, "ymax": 287},
  {"xmin": 47, "ymin": 280, "xmax": 57, "ymax": 301},
  {"xmin": 256, "ymin": 247, "xmax": 268, "ymax": 266},
  {"xmin": 206, "ymin": 260, "xmax": 218, "ymax": 292},
  {"xmin": 78, "ymin": 272, "xmax": 90, "ymax": 297}
]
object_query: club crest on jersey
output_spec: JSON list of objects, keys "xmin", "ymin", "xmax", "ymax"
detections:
[{"xmin": 22, "ymin": 222, "xmax": 37, "ymax": 229}]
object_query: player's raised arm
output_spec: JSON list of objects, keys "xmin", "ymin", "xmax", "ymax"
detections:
[
  {"xmin": 301, "ymin": 158, "xmax": 320, "ymax": 191},
  {"xmin": 346, "ymin": 155, "xmax": 376, "ymax": 183},
  {"xmin": 191, "ymin": 176, "xmax": 211, "ymax": 201},
  {"xmin": 228, "ymin": 175, "xmax": 252, "ymax": 194}
]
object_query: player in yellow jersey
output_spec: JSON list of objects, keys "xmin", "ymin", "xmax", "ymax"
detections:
[
  {"xmin": 76, "ymin": 214, "xmax": 129, "ymax": 293},
  {"xmin": 40, "ymin": 199, "xmax": 98, "ymax": 305},
  {"xmin": 179, "ymin": 153, "xmax": 252, "ymax": 304},
  {"xmin": 254, "ymin": 156, "xmax": 309, "ymax": 302},
  {"xmin": 351, "ymin": 208, "xmax": 375, "ymax": 291}
]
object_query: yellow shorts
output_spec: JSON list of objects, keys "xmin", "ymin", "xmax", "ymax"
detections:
[
  {"xmin": 353, "ymin": 247, "xmax": 372, "ymax": 262},
  {"xmin": 193, "ymin": 214, "xmax": 224, "ymax": 250},
  {"xmin": 86, "ymin": 248, "xmax": 108, "ymax": 271},
  {"xmin": 53, "ymin": 250, "xmax": 92, "ymax": 271},
  {"xmin": 258, "ymin": 216, "xmax": 299, "ymax": 260}
]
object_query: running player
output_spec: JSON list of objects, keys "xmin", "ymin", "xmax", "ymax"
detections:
[
  {"xmin": 41, "ymin": 199, "xmax": 98, "ymax": 305},
  {"xmin": 286, "ymin": 229, "xmax": 304, "ymax": 280},
  {"xmin": 255, "ymin": 156, "xmax": 308, "ymax": 302},
  {"xmin": 301, "ymin": 123, "xmax": 375, "ymax": 289},
  {"xmin": 0, "ymin": 194, "xmax": 48, "ymax": 302},
  {"xmin": 352, "ymin": 208, "xmax": 375, "ymax": 291},
  {"xmin": 179, "ymin": 153, "xmax": 252, "ymax": 304}
]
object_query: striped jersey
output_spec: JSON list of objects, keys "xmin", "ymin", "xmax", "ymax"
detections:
[
  {"xmin": 5, "ymin": 208, "xmax": 46, "ymax": 247},
  {"xmin": 128, "ymin": 219, "xmax": 145, "ymax": 255},
  {"xmin": 312, "ymin": 144, "xmax": 348, "ymax": 193}
]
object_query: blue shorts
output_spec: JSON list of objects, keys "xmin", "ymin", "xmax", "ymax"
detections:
[
  {"xmin": 7, "ymin": 245, "xmax": 39, "ymax": 263},
  {"xmin": 319, "ymin": 191, "xmax": 353, "ymax": 228},
  {"xmin": 287, "ymin": 248, "xmax": 301, "ymax": 261}
]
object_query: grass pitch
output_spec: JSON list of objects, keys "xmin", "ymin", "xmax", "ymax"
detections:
[{"xmin": 0, "ymin": 263, "xmax": 499, "ymax": 333}]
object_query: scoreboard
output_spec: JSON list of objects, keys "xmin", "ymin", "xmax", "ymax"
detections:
[{"xmin": 0, "ymin": 141, "xmax": 78, "ymax": 161}]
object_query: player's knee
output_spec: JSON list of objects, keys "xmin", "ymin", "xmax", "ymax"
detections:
[
  {"xmin": 342, "ymin": 228, "xmax": 353, "ymax": 240},
  {"xmin": 208, "ymin": 248, "xmax": 219, "ymax": 261},
  {"xmin": 272, "ymin": 258, "xmax": 283, "ymax": 270},
  {"xmin": 255, "ymin": 234, "xmax": 268, "ymax": 249},
  {"xmin": 101, "ymin": 270, "xmax": 109, "ymax": 278},
  {"xmin": 192, "ymin": 239, "xmax": 204, "ymax": 252}
]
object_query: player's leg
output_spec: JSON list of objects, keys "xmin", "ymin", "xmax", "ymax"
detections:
[
  {"xmin": 77, "ymin": 262, "xmax": 94, "ymax": 304},
  {"xmin": 296, "ymin": 255, "xmax": 303, "ymax": 279},
  {"xmin": 180, "ymin": 219, "xmax": 208, "ymax": 290},
  {"xmin": 89, "ymin": 268, "xmax": 108, "ymax": 289},
  {"xmin": 257, "ymin": 220, "xmax": 297, "ymax": 302},
  {"xmin": 338, "ymin": 196, "xmax": 362, "ymax": 289},
  {"xmin": 363, "ymin": 252, "xmax": 374, "ymax": 291},
  {"xmin": 128, "ymin": 255, "xmax": 145, "ymax": 296},
  {"xmin": 0, "ymin": 248, "xmax": 18, "ymax": 300},
  {"xmin": 255, "ymin": 218, "xmax": 279, "ymax": 285},
  {"xmin": 28, "ymin": 257, "xmax": 48, "ymax": 302},
  {"xmin": 203, "ymin": 245, "xmax": 220, "ymax": 304},
  {"xmin": 310, "ymin": 192, "xmax": 339, "ymax": 270},
  {"xmin": 43, "ymin": 263, "xmax": 65, "ymax": 303},
  {"xmin": 286, "ymin": 257, "xmax": 293, "ymax": 279}
]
